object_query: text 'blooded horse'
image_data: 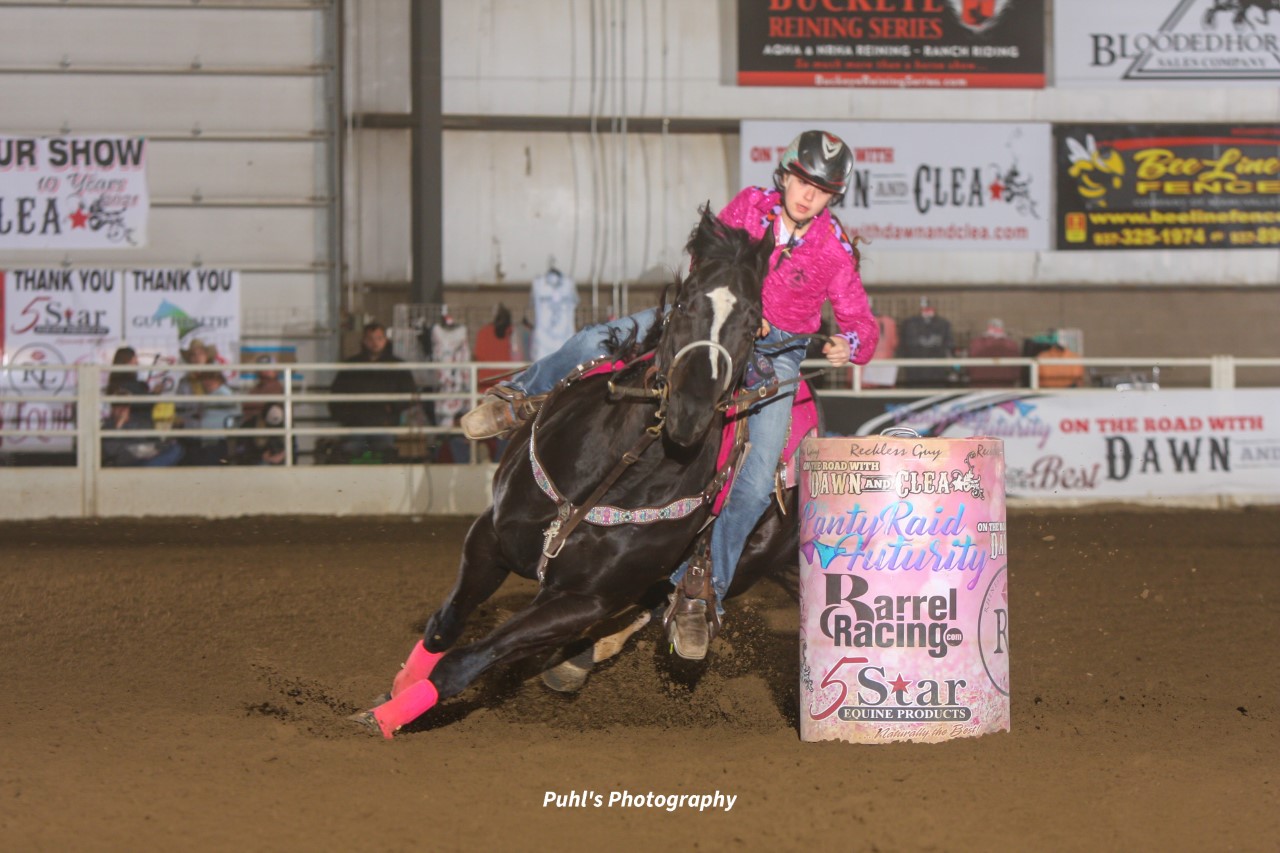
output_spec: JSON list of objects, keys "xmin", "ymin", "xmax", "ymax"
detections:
[{"xmin": 353, "ymin": 207, "xmax": 803, "ymax": 738}]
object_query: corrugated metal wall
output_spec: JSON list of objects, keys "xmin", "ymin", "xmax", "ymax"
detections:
[
  {"xmin": 431, "ymin": 0, "xmax": 1280, "ymax": 290},
  {"xmin": 2, "ymin": 0, "xmax": 340, "ymax": 359}
]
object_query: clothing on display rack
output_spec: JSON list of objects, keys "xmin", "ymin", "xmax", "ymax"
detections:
[
  {"xmin": 1036, "ymin": 342, "xmax": 1086, "ymax": 388},
  {"xmin": 530, "ymin": 267, "xmax": 578, "ymax": 360},
  {"xmin": 431, "ymin": 308, "xmax": 471, "ymax": 428},
  {"xmin": 474, "ymin": 304, "xmax": 527, "ymax": 392}
]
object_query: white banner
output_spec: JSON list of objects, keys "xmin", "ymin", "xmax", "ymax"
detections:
[
  {"xmin": 855, "ymin": 389, "xmax": 1280, "ymax": 500},
  {"xmin": 1, "ymin": 269, "xmax": 125, "ymax": 452},
  {"xmin": 1, "ymin": 268, "xmax": 240, "ymax": 453},
  {"xmin": 740, "ymin": 121, "xmax": 1051, "ymax": 251},
  {"xmin": 123, "ymin": 269, "xmax": 241, "ymax": 394},
  {"xmin": 0, "ymin": 135, "xmax": 148, "ymax": 249},
  {"xmin": 1056, "ymin": 1, "xmax": 1280, "ymax": 86}
]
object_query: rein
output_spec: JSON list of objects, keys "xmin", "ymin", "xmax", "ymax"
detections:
[{"xmin": 718, "ymin": 333, "xmax": 828, "ymax": 414}]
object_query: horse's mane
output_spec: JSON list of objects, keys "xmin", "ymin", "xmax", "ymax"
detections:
[
  {"xmin": 686, "ymin": 203, "xmax": 761, "ymax": 270},
  {"xmin": 601, "ymin": 206, "xmax": 768, "ymax": 371},
  {"xmin": 603, "ymin": 204, "xmax": 762, "ymax": 366}
]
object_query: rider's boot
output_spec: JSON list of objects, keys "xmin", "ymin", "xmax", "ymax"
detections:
[
  {"xmin": 460, "ymin": 386, "xmax": 543, "ymax": 440},
  {"xmin": 663, "ymin": 559, "xmax": 721, "ymax": 661},
  {"xmin": 391, "ymin": 640, "xmax": 446, "ymax": 698}
]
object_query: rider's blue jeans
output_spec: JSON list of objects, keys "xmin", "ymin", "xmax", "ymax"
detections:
[{"xmin": 504, "ymin": 311, "xmax": 807, "ymax": 614}]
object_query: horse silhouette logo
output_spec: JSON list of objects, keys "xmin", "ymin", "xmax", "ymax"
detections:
[{"xmin": 1203, "ymin": 0, "xmax": 1280, "ymax": 28}]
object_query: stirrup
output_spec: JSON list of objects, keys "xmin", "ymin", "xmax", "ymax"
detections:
[{"xmin": 662, "ymin": 564, "xmax": 721, "ymax": 661}]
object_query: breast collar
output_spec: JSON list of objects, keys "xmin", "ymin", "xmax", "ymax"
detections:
[{"xmin": 527, "ymin": 356, "xmax": 749, "ymax": 581}]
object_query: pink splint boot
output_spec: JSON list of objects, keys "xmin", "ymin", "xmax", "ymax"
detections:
[
  {"xmin": 391, "ymin": 641, "xmax": 445, "ymax": 698},
  {"xmin": 353, "ymin": 679, "xmax": 440, "ymax": 739}
]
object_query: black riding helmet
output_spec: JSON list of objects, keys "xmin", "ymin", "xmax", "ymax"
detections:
[{"xmin": 772, "ymin": 130, "xmax": 854, "ymax": 203}]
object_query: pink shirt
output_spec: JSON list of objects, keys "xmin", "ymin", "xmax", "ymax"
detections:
[{"xmin": 718, "ymin": 186, "xmax": 878, "ymax": 364}]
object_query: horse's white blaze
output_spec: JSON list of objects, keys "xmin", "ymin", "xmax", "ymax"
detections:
[{"xmin": 705, "ymin": 286, "xmax": 737, "ymax": 381}]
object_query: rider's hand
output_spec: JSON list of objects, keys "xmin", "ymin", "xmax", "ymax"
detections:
[
  {"xmin": 758, "ymin": 318, "xmax": 771, "ymax": 339},
  {"xmin": 822, "ymin": 335, "xmax": 851, "ymax": 366}
]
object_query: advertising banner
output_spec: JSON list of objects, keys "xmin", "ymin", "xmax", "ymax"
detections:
[
  {"xmin": 737, "ymin": 0, "xmax": 1045, "ymax": 88},
  {"xmin": 742, "ymin": 120, "xmax": 1052, "ymax": 251},
  {"xmin": 123, "ymin": 269, "xmax": 242, "ymax": 394},
  {"xmin": 1, "ymin": 268, "xmax": 240, "ymax": 453},
  {"xmin": 0, "ymin": 136, "xmax": 148, "ymax": 249},
  {"xmin": 0, "ymin": 269, "xmax": 124, "ymax": 452},
  {"xmin": 828, "ymin": 389, "xmax": 1280, "ymax": 499},
  {"xmin": 1056, "ymin": 0, "xmax": 1280, "ymax": 86},
  {"xmin": 1055, "ymin": 124, "xmax": 1280, "ymax": 250}
]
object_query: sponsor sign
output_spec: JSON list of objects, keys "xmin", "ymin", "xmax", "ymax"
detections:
[
  {"xmin": 798, "ymin": 435, "xmax": 1010, "ymax": 744},
  {"xmin": 737, "ymin": 0, "xmax": 1045, "ymax": 88},
  {"xmin": 0, "ymin": 269, "xmax": 124, "ymax": 451},
  {"xmin": 1056, "ymin": 0, "xmax": 1280, "ymax": 86},
  {"xmin": 0, "ymin": 136, "xmax": 148, "ymax": 249},
  {"xmin": 742, "ymin": 120, "xmax": 1052, "ymax": 250},
  {"xmin": 1055, "ymin": 124, "xmax": 1280, "ymax": 250},
  {"xmin": 1, "ymin": 268, "xmax": 239, "ymax": 452},
  {"xmin": 837, "ymin": 389, "xmax": 1280, "ymax": 499}
]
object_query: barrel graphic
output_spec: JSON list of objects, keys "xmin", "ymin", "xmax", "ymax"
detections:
[{"xmin": 798, "ymin": 435, "xmax": 1009, "ymax": 744}]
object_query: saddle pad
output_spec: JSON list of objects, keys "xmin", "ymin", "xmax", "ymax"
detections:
[{"xmin": 712, "ymin": 380, "xmax": 819, "ymax": 515}]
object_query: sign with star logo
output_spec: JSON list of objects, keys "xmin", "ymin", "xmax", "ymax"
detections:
[
  {"xmin": 0, "ymin": 135, "xmax": 149, "ymax": 249},
  {"xmin": 741, "ymin": 120, "xmax": 1052, "ymax": 251}
]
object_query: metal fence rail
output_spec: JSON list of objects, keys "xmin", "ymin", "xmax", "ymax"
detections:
[{"xmin": 2, "ymin": 355, "xmax": 1278, "ymax": 469}]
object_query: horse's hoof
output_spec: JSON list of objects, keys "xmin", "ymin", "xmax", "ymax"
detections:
[
  {"xmin": 348, "ymin": 710, "xmax": 381, "ymax": 735},
  {"xmin": 541, "ymin": 650, "xmax": 593, "ymax": 694}
]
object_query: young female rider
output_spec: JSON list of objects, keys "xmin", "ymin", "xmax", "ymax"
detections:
[{"xmin": 461, "ymin": 129, "xmax": 878, "ymax": 658}]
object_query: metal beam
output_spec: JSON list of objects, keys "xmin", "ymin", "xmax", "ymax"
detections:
[{"xmin": 410, "ymin": 0, "xmax": 442, "ymax": 305}]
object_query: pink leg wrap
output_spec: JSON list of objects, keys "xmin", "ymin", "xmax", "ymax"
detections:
[
  {"xmin": 391, "ymin": 641, "xmax": 445, "ymax": 698},
  {"xmin": 371, "ymin": 679, "xmax": 439, "ymax": 739}
]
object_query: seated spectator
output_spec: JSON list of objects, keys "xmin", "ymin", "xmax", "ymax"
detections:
[
  {"xmin": 175, "ymin": 339, "xmax": 216, "ymax": 426},
  {"xmin": 182, "ymin": 370, "xmax": 240, "ymax": 465},
  {"xmin": 101, "ymin": 400, "xmax": 185, "ymax": 467},
  {"xmin": 967, "ymin": 319, "xmax": 1022, "ymax": 388},
  {"xmin": 106, "ymin": 346, "xmax": 149, "ymax": 398},
  {"xmin": 329, "ymin": 322, "xmax": 416, "ymax": 462},
  {"xmin": 238, "ymin": 356, "xmax": 288, "ymax": 465}
]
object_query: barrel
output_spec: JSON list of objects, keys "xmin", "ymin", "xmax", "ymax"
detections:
[{"xmin": 797, "ymin": 433, "xmax": 1010, "ymax": 744}]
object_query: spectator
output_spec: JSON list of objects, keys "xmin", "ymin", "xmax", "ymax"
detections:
[
  {"xmin": 101, "ymin": 400, "xmax": 185, "ymax": 467},
  {"xmin": 175, "ymin": 339, "xmax": 216, "ymax": 428},
  {"xmin": 238, "ymin": 356, "xmax": 288, "ymax": 465},
  {"xmin": 182, "ymin": 370, "xmax": 239, "ymax": 465},
  {"xmin": 329, "ymin": 322, "xmax": 417, "ymax": 462},
  {"xmin": 106, "ymin": 346, "xmax": 149, "ymax": 398}
]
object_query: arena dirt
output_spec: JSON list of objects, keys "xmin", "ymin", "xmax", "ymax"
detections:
[{"xmin": 0, "ymin": 508, "xmax": 1275, "ymax": 851}]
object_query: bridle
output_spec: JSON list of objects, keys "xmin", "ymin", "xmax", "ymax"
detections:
[{"xmin": 606, "ymin": 291, "xmax": 741, "ymax": 412}]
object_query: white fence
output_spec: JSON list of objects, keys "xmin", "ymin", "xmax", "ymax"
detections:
[{"xmin": 2, "ymin": 356, "xmax": 1278, "ymax": 519}]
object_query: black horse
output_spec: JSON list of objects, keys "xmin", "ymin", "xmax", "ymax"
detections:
[{"xmin": 354, "ymin": 208, "xmax": 801, "ymax": 737}]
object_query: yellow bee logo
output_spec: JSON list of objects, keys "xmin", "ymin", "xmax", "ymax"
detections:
[{"xmin": 1066, "ymin": 134, "xmax": 1125, "ymax": 206}]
